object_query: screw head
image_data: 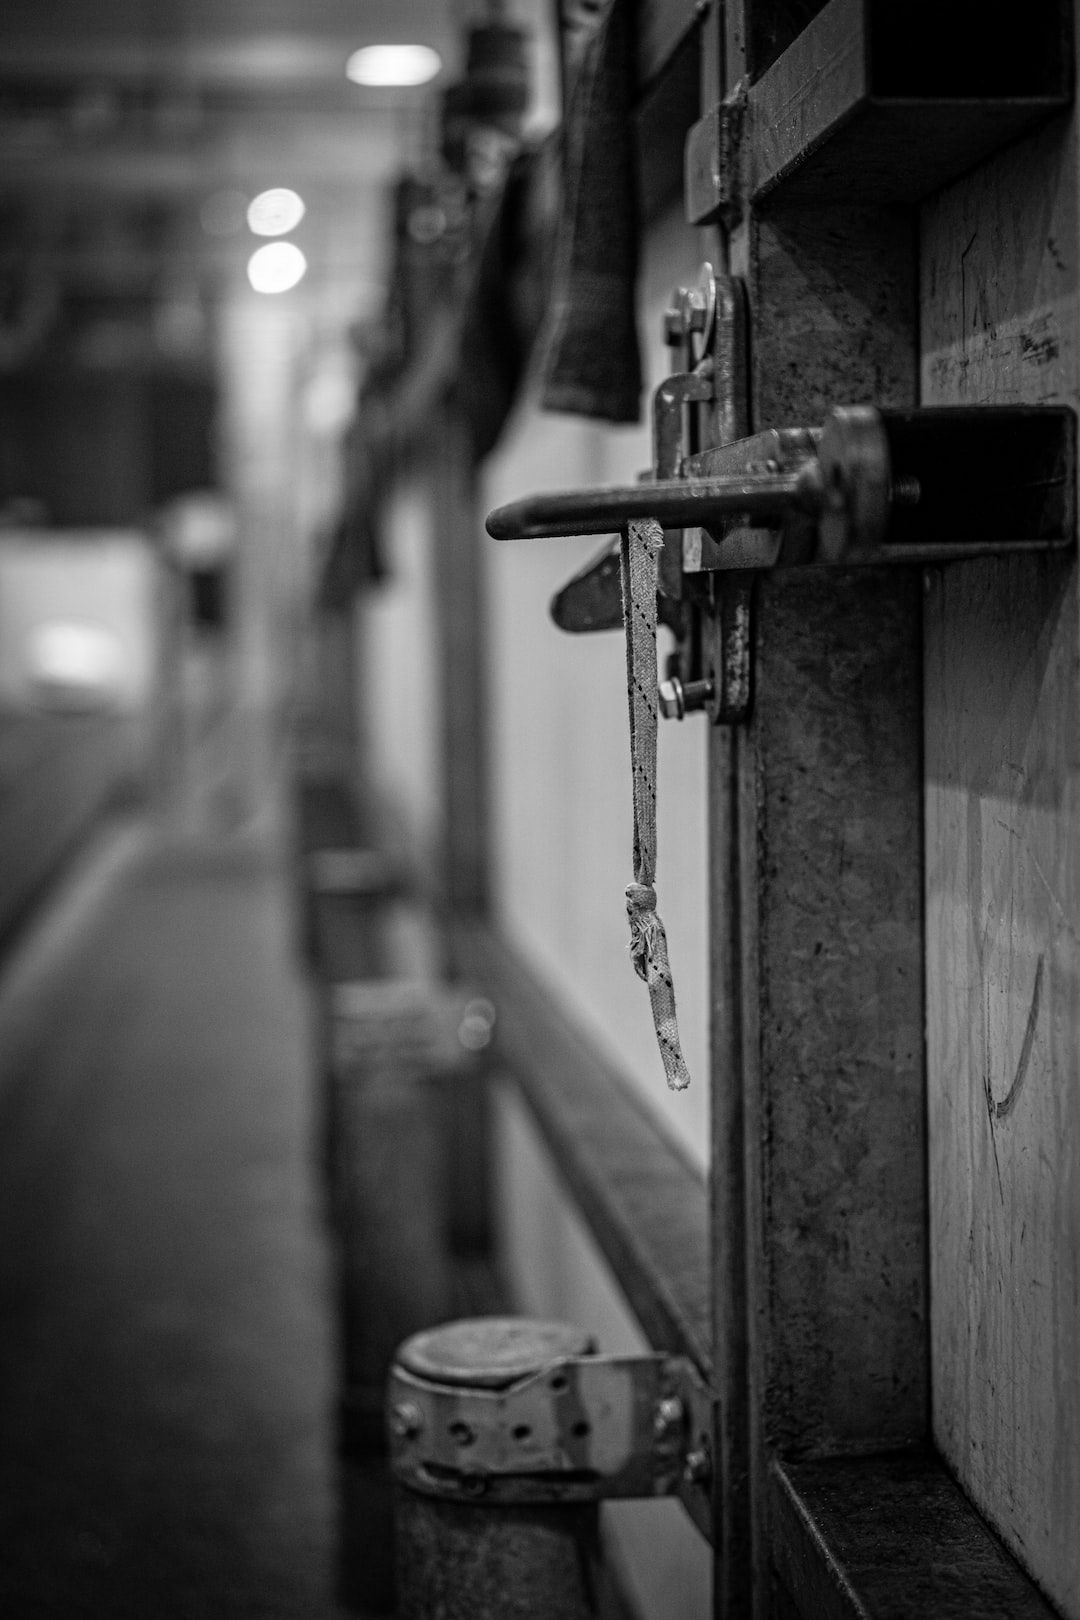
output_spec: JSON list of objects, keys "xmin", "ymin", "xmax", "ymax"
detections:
[
  {"xmin": 653, "ymin": 1396, "xmax": 684, "ymax": 1437},
  {"xmin": 389, "ymin": 1401, "xmax": 424, "ymax": 1441}
]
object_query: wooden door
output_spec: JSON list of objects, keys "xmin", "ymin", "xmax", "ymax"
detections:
[{"xmin": 689, "ymin": 1, "xmax": 1078, "ymax": 1614}]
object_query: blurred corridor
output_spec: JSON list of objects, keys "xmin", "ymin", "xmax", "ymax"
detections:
[
  {"xmin": 3, "ymin": 0, "xmax": 1080, "ymax": 1616},
  {"xmin": 0, "ymin": 812, "xmax": 344, "ymax": 1617}
]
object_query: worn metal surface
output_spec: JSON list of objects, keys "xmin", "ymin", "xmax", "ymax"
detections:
[
  {"xmin": 770, "ymin": 1454, "xmax": 1059, "ymax": 1619},
  {"xmin": 548, "ymin": 535, "xmax": 686, "ymax": 634},
  {"xmin": 485, "ymin": 470, "xmax": 805, "ymax": 540},
  {"xmin": 395, "ymin": 1490, "xmax": 602, "ymax": 1620},
  {"xmin": 496, "ymin": 405, "xmax": 1074, "ymax": 563},
  {"xmin": 718, "ymin": 178, "xmax": 924, "ymax": 1613},
  {"xmin": 451, "ymin": 920, "xmax": 712, "ymax": 1374},
  {"xmin": 684, "ymin": 95, "xmax": 744, "ymax": 227},
  {"xmin": 391, "ymin": 1315, "xmax": 609, "ymax": 1618},
  {"xmin": 750, "ymin": 567, "xmax": 928, "ymax": 1461}
]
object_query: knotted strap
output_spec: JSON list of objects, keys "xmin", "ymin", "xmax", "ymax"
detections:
[{"xmin": 620, "ymin": 518, "xmax": 691, "ymax": 1091}]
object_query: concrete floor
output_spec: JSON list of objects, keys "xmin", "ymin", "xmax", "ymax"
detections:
[{"xmin": 0, "ymin": 819, "xmax": 350, "ymax": 1617}]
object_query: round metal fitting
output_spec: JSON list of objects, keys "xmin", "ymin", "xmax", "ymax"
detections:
[{"xmin": 397, "ymin": 1317, "xmax": 595, "ymax": 1391}]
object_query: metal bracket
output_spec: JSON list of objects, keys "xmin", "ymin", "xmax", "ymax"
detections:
[
  {"xmin": 684, "ymin": 87, "xmax": 747, "ymax": 227},
  {"xmin": 388, "ymin": 1350, "xmax": 716, "ymax": 1538}
]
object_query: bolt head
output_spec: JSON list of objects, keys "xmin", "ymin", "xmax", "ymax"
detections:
[
  {"xmin": 653, "ymin": 1396, "xmax": 684, "ymax": 1437},
  {"xmin": 684, "ymin": 288, "xmax": 708, "ymax": 331},
  {"xmin": 658, "ymin": 678, "xmax": 685, "ymax": 720},
  {"xmin": 390, "ymin": 1401, "xmax": 424, "ymax": 1441},
  {"xmin": 683, "ymin": 1446, "xmax": 712, "ymax": 1486},
  {"xmin": 663, "ymin": 308, "xmax": 683, "ymax": 345}
]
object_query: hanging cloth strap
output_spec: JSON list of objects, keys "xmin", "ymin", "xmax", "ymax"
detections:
[{"xmin": 621, "ymin": 518, "xmax": 691, "ymax": 1092}]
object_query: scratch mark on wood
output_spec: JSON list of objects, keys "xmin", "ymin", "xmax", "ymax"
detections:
[
  {"xmin": 1020, "ymin": 331, "xmax": 1061, "ymax": 366},
  {"xmin": 983, "ymin": 979, "xmax": 1005, "ymax": 1206},
  {"xmin": 994, "ymin": 955, "xmax": 1044, "ymax": 1122},
  {"xmin": 960, "ymin": 231, "xmax": 978, "ymax": 350}
]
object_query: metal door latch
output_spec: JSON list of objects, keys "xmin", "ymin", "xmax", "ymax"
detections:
[
  {"xmin": 487, "ymin": 403, "xmax": 1075, "ymax": 564},
  {"xmin": 487, "ymin": 260, "xmax": 1075, "ymax": 726},
  {"xmin": 388, "ymin": 1344, "xmax": 716, "ymax": 1539}
]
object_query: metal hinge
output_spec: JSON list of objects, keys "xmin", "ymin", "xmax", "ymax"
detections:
[{"xmin": 388, "ymin": 1348, "xmax": 716, "ymax": 1539}]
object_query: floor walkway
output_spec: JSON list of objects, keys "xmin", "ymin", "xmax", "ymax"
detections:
[{"xmin": 0, "ymin": 819, "xmax": 347, "ymax": 1617}]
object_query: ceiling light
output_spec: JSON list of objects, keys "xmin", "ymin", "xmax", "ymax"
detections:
[
  {"xmin": 345, "ymin": 44, "xmax": 442, "ymax": 87},
  {"xmin": 247, "ymin": 242, "xmax": 307, "ymax": 295},
  {"xmin": 247, "ymin": 187, "xmax": 306, "ymax": 237}
]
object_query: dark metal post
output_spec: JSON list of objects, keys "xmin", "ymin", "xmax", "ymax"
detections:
[{"xmin": 389, "ymin": 1318, "xmax": 601, "ymax": 1620}]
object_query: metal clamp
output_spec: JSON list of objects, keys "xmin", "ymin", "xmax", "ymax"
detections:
[
  {"xmin": 330, "ymin": 980, "xmax": 496, "ymax": 1074},
  {"xmin": 388, "ymin": 1348, "xmax": 716, "ymax": 1539}
]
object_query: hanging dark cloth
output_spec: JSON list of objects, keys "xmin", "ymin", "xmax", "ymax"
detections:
[
  {"xmin": 455, "ymin": 141, "xmax": 559, "ymax": 459},
  {"xmin": 539, "ymin": 0, "xmax": 643, "ymax": 424}
]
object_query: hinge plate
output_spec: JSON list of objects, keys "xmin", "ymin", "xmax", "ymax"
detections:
[
  {"xmin": 685, "ymin": 89, "xmax": 747, "ymax": 227},
  {"xmin": 388, "ymin": 1351, "xmax": 716, "ymax": 1537}
]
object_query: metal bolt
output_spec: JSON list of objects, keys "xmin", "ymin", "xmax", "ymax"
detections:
[
  {"xmin": 683, "ymin": 288, "xmax": 708, "ymax": 331},
  {"xmin": 664, "ymin": 289, "xmax": 708, "ymax": 347},
  {"xmin": 663, "ymin": 308, "xmax": 684, "ymax": 346},
  {"xmin": 389, "ymin": 1401, "xmax": 424, "ymax": 1440},
  {"xmin": 683, "ymin": 1446, "xmax": 712, "ymax": 1487},
  {"xmin": 653, "ymin": 1396, "xmax": 684, "ymax": 1437},
  {"xmin": 658, "ymin": 676, "xmax": 715, "ymax": 720}
]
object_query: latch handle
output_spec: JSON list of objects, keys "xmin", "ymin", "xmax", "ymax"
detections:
[{"xmin": 485, "ymin": 470, "xmax": 808, "ymax": 541}]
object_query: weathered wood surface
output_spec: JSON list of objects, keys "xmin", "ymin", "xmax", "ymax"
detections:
[
  {"xmin": 748, "ymin": 0, "xmax": 1069, "ymax": 209},
  {"xmin": 922, "ymin": 110, "xmax": 1080, "ymax": 1616},
  {"xmin": 771, "ymin": 1453, "xmax": 1060, "ymax": 1619}
]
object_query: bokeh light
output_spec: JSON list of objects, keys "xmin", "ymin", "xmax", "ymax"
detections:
[
  {"xmin": 247, "ymin": 241, "xmax": 307, "ymax": 294},
  {"xmin": 246, "ymin": 187, "xmax": 306, "ymax": 237},
  {"xmin": 345, "ymin": 45, "xmax": 442, "ymax": 87}
]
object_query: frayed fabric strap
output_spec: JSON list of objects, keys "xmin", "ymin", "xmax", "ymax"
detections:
[{"xmin": 620, "ymin": 518, "xmax": 691, "ymax": 1091}]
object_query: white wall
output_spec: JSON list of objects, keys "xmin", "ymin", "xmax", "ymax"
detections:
[
  {"xmin": 482, "ymin": 203, "xmax": 713, "ymax": 1617},
  {"xmin": 481, "ymin": 202, "xmax": 710, "ymax": 1168},
  {"xmin": 494, "ymin": 1084, "xmax": 712, "ymax": 1617},
  {"xmin": 355, "ymin": 478, "xmax": 442, "ymax": 868},
  {"xmin": 0, "ymin": 530, "xmax": 159, "ymax": 712}
]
